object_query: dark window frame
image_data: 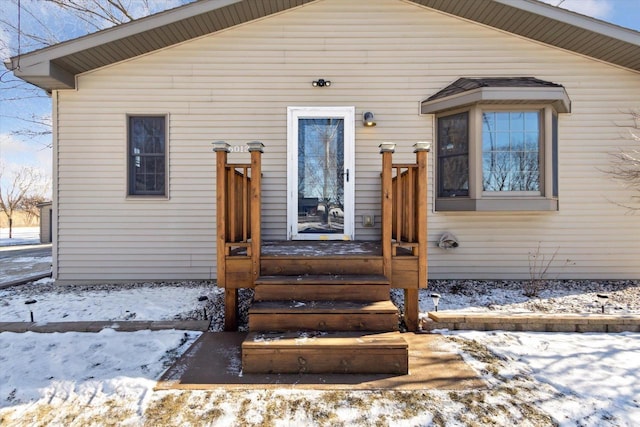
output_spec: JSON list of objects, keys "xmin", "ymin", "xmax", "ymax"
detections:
[
  {"xmin": 437, "ymin": 111, "xmax": 469, "ymax": 197},
  {"xmin": 127, "ymin": 115, "xmax": 168, "ymax": 197}
]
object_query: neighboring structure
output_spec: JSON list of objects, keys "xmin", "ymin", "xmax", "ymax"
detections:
[
  {"xmin": 6, "ymin": 0, "xmax": 640, "ymax": 284},
  {"xmin": 38, "ymin": 202, "xmax": 53, "ymax": 244}
]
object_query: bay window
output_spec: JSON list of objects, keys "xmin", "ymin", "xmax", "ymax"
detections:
[{"xmin": 422, "ymin": 77, "xmax": 570, "ymax": 212}]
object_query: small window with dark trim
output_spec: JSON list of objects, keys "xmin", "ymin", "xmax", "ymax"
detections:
[{"xmin": 128, "ymin": 116, "xmax": 166, "ymax": 196}]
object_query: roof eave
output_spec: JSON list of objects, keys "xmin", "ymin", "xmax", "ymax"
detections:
[
  {"xmin": 421, "ymin": 86, "xmax": 571, "ymax": 114},
  {"xmin": 9, "ymin": 59, "xmax": 76, "ymax": 91},
  {"xmin": 493, "ymin": 0, "xmax": 640, "ymax": 45},
  {"xmin": 4, "ymin": 0, "xmax": 247, "ymax": 91}
]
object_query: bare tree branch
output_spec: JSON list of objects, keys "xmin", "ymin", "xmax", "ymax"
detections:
[{"xmin": 604, "ymin": 111, "xmax": 640, "ymax": 210}]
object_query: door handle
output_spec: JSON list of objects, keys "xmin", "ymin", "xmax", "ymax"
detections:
[{"xmin": 345, "ymin": 169, "xmax": 349, "ymax": 182}]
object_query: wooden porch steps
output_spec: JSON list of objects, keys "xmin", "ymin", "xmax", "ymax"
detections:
[
  {"xmin": 242, "ymin": 331, "xmax": 408, "ymax": 374},
  {"xmin": 243, "ymin": 272, "xmax": 408, "ymax": 375},
  {"xmin": 249, "ymin": 300, "xmax": 399, "ymax": 332},
  {"xmin": 254, "ymin": 274, "xmax": 390, "ymax": 302}
]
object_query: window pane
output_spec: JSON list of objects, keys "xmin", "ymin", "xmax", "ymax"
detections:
[
  {"xmin": 482, "ymin": 111, "xmax": 540, "ymax": 192},
  {"xmin": 441, "ymin": 156, "xmax": 469, "ymax": 196},
  {"xmin": 524, "ymin": 112, "xmax": 539, "ymax": 131},
  {"xmin": 525, "ymin": 131, "xmax": 539, "ymax": 151},
  {"xmin": 129, "ymin": 116, "xmax": 166, "ymax": 196},
  {"xmin": 495, "ymin": 112, "xmax": 510, "ymax": 131},
  {"xmin": 510, "ymin": 112, "xmax": 524, "ymax": 131},
  {"xmin": 496, "ymin": 132, "xmax": 510, "ymax": 151},
  {"xmin": 438, "ymin": 112, "xmax": 469, "ymax": 197},
  {"xmin": 438, "ymin": 113, "xmax": 468, "ymax": 156}
]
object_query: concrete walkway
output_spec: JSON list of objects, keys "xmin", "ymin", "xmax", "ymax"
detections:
[
  {"xmin": 158, "ymin": 332, "xmax": 487, "ymax": 391},
  {"xmin": 0, "ymin": 243, "xmax": 52, "ymax": 289}
]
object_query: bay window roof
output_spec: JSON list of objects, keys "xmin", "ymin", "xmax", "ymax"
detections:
[{"xmin": 421, "ymin": 77, "xmax": 572, "ymax": 114}]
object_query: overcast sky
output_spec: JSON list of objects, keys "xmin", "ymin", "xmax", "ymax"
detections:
[{"xmin": 0, "ymin": 0, "xmax": 639, "ymax": 186}]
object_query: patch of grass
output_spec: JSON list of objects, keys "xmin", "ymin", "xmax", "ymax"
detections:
[
  {"xmin": 519, "ymin": 402, "xmax": 558, "ymax": 426},
  {"xmin": 447, "ymin": 336, "xmax": 507, "ymax": 377},
  {"xmin": 144, "ymin": 392, "xmax": 189, "ymax": 426},
  {"xmin": 144, "ymin": 391, "xmax": 225, "ymax": 426}
]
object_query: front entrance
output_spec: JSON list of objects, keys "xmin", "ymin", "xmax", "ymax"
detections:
[{"xmin": 287, "ymin": 106, "xmax": 355, "ymax": 240}]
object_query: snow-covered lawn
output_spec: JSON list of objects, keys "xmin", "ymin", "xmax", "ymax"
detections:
[
  {"xmin": 0, "ymin": 227, "xmax": 40, "ymax": 246},
  {"xmin": 2, "ymin": 327, "xmax": 638, "ymax": 425},
  {"xmin": 1, "ymin": 277, "xmax": 639, "ymax": 425},
  {"xmin": 0, "ymin": 279, "xmax": 217, "ymax": 323}
]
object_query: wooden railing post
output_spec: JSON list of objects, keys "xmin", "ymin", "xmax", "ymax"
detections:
[
  {"xmin": 213, "ymin": 141, "xmax": 237, "ymax": 331},
  {"xmin": 247, "ymin": 141, "xmax": 264, "ymax": 283},
  {"xmin": 380, "ymin": 143, "xmax": 395, "ymax": 280},
  {"xmin": 414, "ymin": 141, "xmax": 430, "ymax": 288},
  {"xmin": 213, "ymin": 141, "xmax": 230, "ymax": 288},
  {"xmin": 403, "ymin": 142, "xmax": 431, "ymax": 332}
]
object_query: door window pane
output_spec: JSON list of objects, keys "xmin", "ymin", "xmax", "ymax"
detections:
[{"xmin": 297, "ymin": 118, "xmax": 344, "ymax": 233}]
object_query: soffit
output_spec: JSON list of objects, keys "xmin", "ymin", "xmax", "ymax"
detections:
[
  {"xmin": 6, "ymin": 0, "xmax": 316, "ymax": 91},
  {"xmin": 5, "ymin": 0, "xmax": 640, "ymax": 92},
  {"xmin": 412, "ymin": 0, "xmax": 640, "ymax": 72}
]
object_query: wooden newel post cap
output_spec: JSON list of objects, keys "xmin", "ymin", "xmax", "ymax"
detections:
[
  {"xmin": 247, "ymin": 141, "xmax": 265, "ymax": 153},
  {"xmin": 413, "ymin": 141, "xmax": 432, "ymax": 152},
  {"xmin": 379, "ymin": 142, "xmax": 396, "ymax": 153},
  {"xmin": 212, "ymin": 141, "xmax": 231, "ymax": 152}
]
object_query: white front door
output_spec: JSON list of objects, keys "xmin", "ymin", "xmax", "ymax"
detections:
[{"xmin": 287, "ymin": 106, "xmax": 355, "ymax": 240}]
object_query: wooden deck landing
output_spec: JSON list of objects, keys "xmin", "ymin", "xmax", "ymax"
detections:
[
  {"xmin": 230, "ymin": 240, "xmax": 415, "ymax": 257},
  {"xmin": 261, "ymin": 240, "xmax": 383, "ymax": 257}
]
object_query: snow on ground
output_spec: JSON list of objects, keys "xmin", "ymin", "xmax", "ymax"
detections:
[
  {"xmin": 0, "ymin": 329, "xmax": 201, "ymax": 425},
  {"xmin": 0, "ymin": 280, "xmax": 218, "ymax": 323},
  {"xmin": 1, "ymin": 277, "xmax": 639, "ymax": 425},
  {"xmin": 413, "ymin": 279, "xmax": 640, "ymax": 315},
  {"xmin": 446, "ymin": 330, "xmax": 640, "ymax": 427},
  {"xmin": 0, "ymin": 227, "xmax": 40, "ymax": 246}
]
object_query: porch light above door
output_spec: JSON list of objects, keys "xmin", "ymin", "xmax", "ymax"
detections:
[
  {"xmin": 363, "ymin": 112, "xmax": 376, "ymax": 127},
  {"xmin": 312, "ymin": 78, "xmax": 331, "ymax": 87}
]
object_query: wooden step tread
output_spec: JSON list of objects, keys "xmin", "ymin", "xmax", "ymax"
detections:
[
  {"xmin": 253, "ymin": 283, "xmax": 390, "ymax": 302},
  {"xmin": 255, "ymin": 274, "xmax": 390, "ymax": 285},
  {"xmin": 249, "ymin": 300, "xmax": 398, "ymax": 314},
  {"xmin": 243, "ymin": 331, "xmax": 407, "ymax": 350}
]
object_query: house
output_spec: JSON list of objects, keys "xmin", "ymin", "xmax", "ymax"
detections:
[
  {"xmin": 38, "ymin": 201, "xmax": 53, "ymax": 244},
  {"xmin": 6, "ymin": 0, "xmax": 640, "ymax": 372}
]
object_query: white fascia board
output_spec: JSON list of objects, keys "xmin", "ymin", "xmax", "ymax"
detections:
[
  {"xmin": 495, "ymin": 0, "xmax": 640, "ymax": 45},
  {"xmin": 7, "ymin": 0, "xmax": 243, "ymax": 71}
]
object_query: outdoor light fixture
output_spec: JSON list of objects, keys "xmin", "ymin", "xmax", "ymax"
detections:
[
  {"xmin": 430, "ymin": 293, "xmax": 441, "ymax": 312},
  {"xmin": 25, "ymin": 299, "xmax": 36, "ymax": 322},
  {"xmin": 597, "ymin": 294, "xmax": 609, "ymax": 314},
  {"xmin": 363, "ymin": 111, "xmax": 376, "ymax": 127},
  {"xmin": 312, "ymin": 79, "xmax": 331, "ymax": 87}
]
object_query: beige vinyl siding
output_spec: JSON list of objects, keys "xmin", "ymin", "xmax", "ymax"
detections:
[{"xmin": 54, "ymin": 0, "xmax": 640, "ymax": 283}]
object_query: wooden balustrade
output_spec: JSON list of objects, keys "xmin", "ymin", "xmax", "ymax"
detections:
[
  {"xmin": 214, "ymin": 141, "xmax": 263, "ymax": 330},
  {"xmin": 380, "ymin": 142, "xmax": 429, "ymax": 331}
]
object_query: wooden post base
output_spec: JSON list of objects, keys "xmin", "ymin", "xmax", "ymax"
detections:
[
  {"xmin": 404, "ymin": 288, "xmax": 419, "ymax": 332},
  {"xmin": 224, "ymin": 288, "xmax": 238, "ymax": 331}
]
